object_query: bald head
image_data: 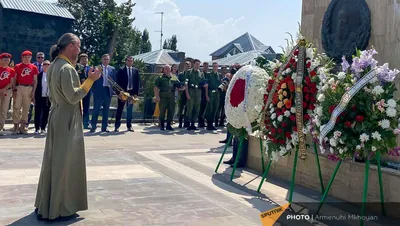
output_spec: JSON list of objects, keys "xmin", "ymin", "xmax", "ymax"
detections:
[{"xmin": 163, "ymin": 64, "xmax": 171, "ymax": 75}]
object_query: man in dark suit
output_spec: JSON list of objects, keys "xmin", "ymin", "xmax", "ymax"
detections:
[
  {"xmin": 90, "ymin": 54, "xmax": 116, "ymax": 133},
  {"xmin": 114, "ymin": 56, "xmax": 139, "ymax": 132},
  {"xmin": 34, "ymin": 60, "xmax": 51, "ymax": 134}
]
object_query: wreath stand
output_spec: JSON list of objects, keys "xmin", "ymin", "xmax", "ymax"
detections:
[
  {"xmin": 316, "ymin": 152, "xmax": 386, "ymax": 226},
  {"xmin": 257, "ymin": 142, "xmax": 325, "ymax": 205},
  {"xmin": 215, "ymin": 133, "xmax": 266, "ymax": 181}
]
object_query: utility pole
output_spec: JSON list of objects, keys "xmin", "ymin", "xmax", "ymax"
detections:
[{"xmin": 155, "ymin": 12, "xmax": 164, "ymax": 50}]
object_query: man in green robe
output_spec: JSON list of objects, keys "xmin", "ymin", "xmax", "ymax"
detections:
[
  {"xmin": 34, "ymin": 33, "xmax": 101, "ymax": 220},
  {"xmin": 205, "ymin": 62, "xmax": 221, "ymax": 130}
]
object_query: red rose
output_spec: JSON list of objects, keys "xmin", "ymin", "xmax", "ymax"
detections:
[
  {"xmin": 329, "ymin": 105, "xmax": 337, "ymax": 114},
  {"xmin": 277, "ymin": 128, "xmax": 283, "ymax": 134},
  {"xmin": 309, "ymin": 104, "xmax": 316, "ymax": 111},
  {"xmin": 268, "ymin": 80, "xmax": 274, "ymax": 85},
  {"xmin": 336, "ymin": 117, "xmax": 341, "ymax": 123},
  {"xmin": 292, "ymin": 62, "xmax": 297, "ymax": 69},
  {"xmin": 290, "ymin": 115, "xmax": 296, "ymax": 121},
  {"xmin": 305, "ymin": 94, "xmax": 310, "ymax": 101},
  {"xmin": 279, "ymin": 140, "xmax": 285, "ymax": 145},
  {"xmin": 356, "ymin": 115, "xmax": 364, "ymax": 122},
  {"xmin": 303, "ymin": 86, "xmax": 310, "ymax": 93},
  {"xmin": 305, "ymin": 76, "xmax": 311, "ymax": 84},
  {"xmin": 310, "ymin": 70, "xmax": 317, "ymax": 77},
  {"xmin": 306, "ymin": 62, "xmax": 311, "ymax": 68},
  {"xmin": 285, "ymin": 63, "xmax": 290, "ymax": 69},
  {"xmin": 285, "ymin": 132, "xmax": 291, "ymax": 138},
  {"xmin": 282, "ymin": 122, "xmax": 288, "ymax": 127},
  {"xmin": 290, "ymin": 57, "xmax": 296, "ymax": 64},
  {"xmin": 304, "ymin": 114, "xmax": 311, "ymax": 120},
  {"xmin": 351, "ymin": 105, "xmax": 356, "ymax": 111},
  {"xmin": 294, "ymin": 49, "xmax": 299, "ymax": 56},
  {"xmin": 293, "ymin": 127, "xmax": 297, "ymax": 132},
  {"xmin": 276, "ymin": 110, "xmax": 283, "ymax": 116},
  {"xmin": 344, "ymin": 121, "xmax": 352, "ymax": 128},
  {"xmin": 303, "ymin": 102, "xmax": 308, "ymax": 109}
]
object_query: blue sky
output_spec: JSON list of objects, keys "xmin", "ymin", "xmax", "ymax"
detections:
[{"xmin": 47, "ymin": 0, "xmax": 302, "ymax": 61}]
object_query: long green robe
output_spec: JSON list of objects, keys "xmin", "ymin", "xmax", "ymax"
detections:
[{"xmin": 34, "ymin": 56, "xmax": 90, "ymax": 219}]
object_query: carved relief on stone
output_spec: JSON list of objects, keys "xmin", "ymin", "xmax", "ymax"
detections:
[{"xmin": 321, "ymin": 0, "xmax": 371, "ymax": 63}]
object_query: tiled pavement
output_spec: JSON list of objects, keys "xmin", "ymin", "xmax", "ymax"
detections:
[{"xmin": 0, "ymin": 124, "xmax": 395, "ymax": 226}]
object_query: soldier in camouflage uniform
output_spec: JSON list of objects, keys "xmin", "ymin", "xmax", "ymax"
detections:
[
  {"xmin": 184, "ymin": 59, "xmax": 207, "ymax": 130},
  {"xmin": 177, "ymin": 61, "xmax": 191, "ymax": 128},
  {"xmin": 154, "ymin": 65, "xmax": 177, "ymax": 131},
  {"xmin": 198, "ymin": 62, "xmax": 209, "ymax": 128},
  {"xmin": 205, "ymin": 62, "xmax": 221, "ymax": 130}
]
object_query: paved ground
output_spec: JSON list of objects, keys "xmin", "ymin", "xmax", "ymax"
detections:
[{"xmin": 0, "ymin": 124, "xmax": 395, "ymax": 226}]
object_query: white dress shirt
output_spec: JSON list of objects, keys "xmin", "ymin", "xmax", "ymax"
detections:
[
  {"xmin": 102, "ymin": 64, "xmax": 109, "ymax": 87},
  {"xmin": 41, "ymin": 72, "xmax": 48, "ymax": 97}
]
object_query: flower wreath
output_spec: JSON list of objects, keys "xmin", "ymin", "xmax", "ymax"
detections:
[
  {"xmin": 315, "ymin": 48, "xmax": 400, "ymax": 160},
  {"xmin": 225, "ymin": 65, "xmax": 271, "ymax": 137},
  {"xmin": 261, "ymin": 38, "xmax": 331, "ymax": 161}
]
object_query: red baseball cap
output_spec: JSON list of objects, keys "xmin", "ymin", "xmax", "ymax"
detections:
[
  {"xmin": 21, "ymin": 50, "xmax": 32, "ymax": 57},
  {"xmin": 0, "ymin": 53, "xmax": 12, "ymax": 59}
]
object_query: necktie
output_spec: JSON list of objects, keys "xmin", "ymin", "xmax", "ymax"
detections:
[
  {"xmin": 128, "ymin": 68, "xmax": 133, "ymax": 90},
  {"xmin": 38, "ymin": 64, "xmax": 42, "ymax": 72}
]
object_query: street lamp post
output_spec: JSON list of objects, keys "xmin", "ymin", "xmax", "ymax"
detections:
[{"xmin": 155, "ymin": 12, "xmax": 164, "ymax": 50}]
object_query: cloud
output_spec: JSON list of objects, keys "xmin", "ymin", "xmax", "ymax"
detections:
[
  {"xmin": 132, "ymin": 0, "xmax": 244, "ymax": 61},
  {"xmin": 44, "ymin": 0, "xmax": 247, "ymax": 61}
]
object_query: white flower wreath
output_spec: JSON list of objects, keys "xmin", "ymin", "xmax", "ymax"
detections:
[{"xmin": 225, "ymin": 65, "xmax": 270, "ymax": 135}]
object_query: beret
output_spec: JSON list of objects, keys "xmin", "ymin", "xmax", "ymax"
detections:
[
  {"xmin": 21, "ymin": 50, "xmax": 32, "ymax": 56},
  {"xmin": 0, "ymin": 53, "xmax": 12, "ymax": 59}
]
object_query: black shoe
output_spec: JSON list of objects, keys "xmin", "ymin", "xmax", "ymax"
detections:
[
  {"xmin": 127, "ymin": 128, "xmax": 134, "ymax": 132},
  {"xmin": 184, "ymin": 122, "xmax": 190, "ymax": 128},
  {"xmin": 114, "ymin": 128, "xmax": 120, "ymax": 132},
  {"xmin": 166, "ymin": 123, "xmax": 174, "ymax": 131},
  {"xmin": 219, "ymin": 140, "xmax": 227, "ymax": 143},
  {"xmin": 223, "ymin": 158, "xmax": 234, "ymax": 164},
  {"xmin": 230, "ymin": 163, "xmax": 245, "ymax": 168},
  {"xmin": 101, "ymin": 128, "xmax": 110, "ymax": 133},
  {"xmin": 198, "ymin": 122, "xmax": 205, "ymax": 128},
  {"xmin": 178, "ymin": 122, "xmax": 183, "ymax": 128},
  {"xmin": 89, "ymin": 129, "xmax": 96, "ymax": 133}
]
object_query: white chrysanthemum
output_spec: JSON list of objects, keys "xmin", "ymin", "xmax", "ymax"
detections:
[
  {"xmin": 271, "ymin": 151, "xmax": 279, "ymax": 162},
  {"xmin": 225, "ymin": 65, "xmax": 270, "ymax": 130},
  {"xmin": 372, "ymin": 131, "xmax": 382, "ymax": 141},
  {"xmin": 337, "ymin": 72, "xmax": 346, "ymax": 80},
  {"xmin": 387, "ymin": 99, "xmax": 397, "ymax": 108},
  {"xmin": 379, "ymin": 119, "xmax": 390, "ymax": 129},
  {"xmin": 339, "ymin": 148, "xmax": 344, "ymax": 154},
  {"xmin": 278, "ymin": 115, "xmax": 283, "ymax": 122},
  {"xmin": 284, "ymin": 110, "xmax": 291, "ymax": 117},
  {"xmin": 269, "ymin": 108, "xmax": 274, "ymax": 114},
  {"xmin": 315, "ymin": 107, "xmax": 323, "ymax": 116},
  {"xmin": 328, "ymin": 78, "xmax": 335, "ymax": 85},
  {"xmin": 329, "ymin": 148, "xmax": 334, "ymax": 154},
  {"xmin": 372, "ymin": 146, "xmax": 377, "ymax": 152},
  {"xmin": 359, "ymin": 133, "xmax": 370, "ymax": 143},
  {"xmin": 329, "ymin": 138, "xmax": 337, "ymax": 147},
  {"xmin": 306, "ymin": 48, "xmax": 314, "ymax": 59},
  {"xmin": 271, "ymin": 113, "xmax": 276, "ymax": 120},
  {"xmin": 372, "ymin": 85, "xmax": 384, "ymax": 96},
  {"xmin": 321, "ymin": 84, "xmax": 329, "ymax": 91},
  {"xmin": 333, "ymin": 131, "xmax": 342, "ymax": 139},
  {"xmin": 386, "ymin": 107, "xmax": 396, "ymax": 118},
  {"xmin": 317, "ymin": 94, "xmax": 325, "ymax": 102},
  {"xmin": 369, "ymin": 76, "xmax": 378, "ymax": 84},
  {"xmin": 356, "ymin": 145, "xmax": 362, "ymax": 150},
  {"xmin": 319, "ymin": 145, "xmax": 325, "ymax": 154},
  {"xmin": 291, "ymin": 72, "xmax": 297, "ymax": 80},
  {"xmin": 290, "ymin": 107, "xmax": 296, "ymax": 113}
]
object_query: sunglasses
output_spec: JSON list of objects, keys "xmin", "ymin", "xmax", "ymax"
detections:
[
  {"xmin": 37, "ymin": 56, "xmax": 44, "ymax": 59},
  {"xmin": 43, "ymin": 64, "xmax": 50, "ymax": 66}
]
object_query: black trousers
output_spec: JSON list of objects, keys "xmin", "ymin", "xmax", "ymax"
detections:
[
  {"xmin": 115, "ymin": 99, "xmax": 134, "ymax": 129},
  {"xmin": 231, "ymin": 136, "xmax": 248, "ymax": 167},
  {"xmin": 215, "ymin": 92, "xmax": 226, "ymax": 125},
  {"xmin": 34, "ymin": 97, "xmax": 50, "ymax": 131}
]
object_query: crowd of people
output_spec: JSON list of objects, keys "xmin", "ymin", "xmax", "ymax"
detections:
[
  {"xmin": 153, "ymin": 60, "xmax": 235, "ymax": 131},
  {"xmin": 0, "ymin": 47, "xmax": 240, "ymax": 136}
]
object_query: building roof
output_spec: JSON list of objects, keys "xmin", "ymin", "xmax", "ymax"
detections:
[
  {"xmin": 133, "ymin": 49, "xmax": 180, "ymax": 65},
  {"xmin": 0, "ymin": 0, "xmax": 75, "ymax": 20},
  {"xmin": 211, "ymin": 50, "xmax": 282, "ymax": 66},
  {"xmin": 210, "ymin": 32, "xmax": 274, "ymax": 57}
]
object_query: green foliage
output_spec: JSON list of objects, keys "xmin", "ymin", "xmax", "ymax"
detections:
[
  {"xmin": 57, "ymin": 0, "xmax": 150, "ymax": 66},
  {"xmin": 141, "ymin": 29, "xmax": 152, "ymax": 53},
  {"xmin": 163, "ymin": 35, "xmax": 178, "ymax": 51}
]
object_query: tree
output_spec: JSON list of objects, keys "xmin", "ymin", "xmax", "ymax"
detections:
[
  {"xmin": 162, "ymin": 35, "xmax": 178, "ymax": 51},
  {"xmin": 141, "ymin": 29, "xmax": 152, "ymax": 53},
  {"xmin": 58, "ymin": 0, "xmax": 146, "ymax": 66}
]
